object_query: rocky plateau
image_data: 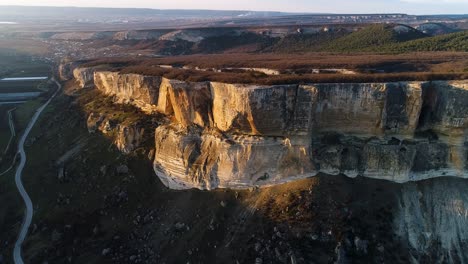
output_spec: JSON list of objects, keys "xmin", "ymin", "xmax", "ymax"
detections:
[{"xmin": 68, "ymin": 66, "xmax": 468, "ymax": 190}]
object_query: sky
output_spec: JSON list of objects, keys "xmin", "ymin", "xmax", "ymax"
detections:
[{"xmin": 0, "ymin": 0, "xmax": 467, "ymax": 14}]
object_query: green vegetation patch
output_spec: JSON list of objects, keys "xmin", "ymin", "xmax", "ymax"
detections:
[
  {"xmin": 381, "ymin": 31, "xmax": 468, "ymax": 52},
  {"xmin": 0, "ymin": 55, "xmax": 50, "ymax": 79},
  {"xmin": 267, "ymin": 31, "xmax": 349, "ymax": 53},
  {"xmin": 322, "ymin": 24, "xmax": 428, "ymax": 52},
  {"xmin": 0, "ymin": 80, "xmax": 45, "ymax": 93}
]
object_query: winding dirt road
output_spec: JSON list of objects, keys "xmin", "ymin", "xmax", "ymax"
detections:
[{"xmin": 13, "ymin": 78, "xmax": 61, "ymax": 264}]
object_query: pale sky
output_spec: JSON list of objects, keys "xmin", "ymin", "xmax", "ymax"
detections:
[{"xmin": 0, "ymin": 0, "xmax": 467, "ymax": 14}]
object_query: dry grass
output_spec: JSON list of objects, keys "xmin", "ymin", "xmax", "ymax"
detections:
[
  {"xmin": 0, "ymin": 38, "xmax": 49, "ymax": 55},
  {"xmin": 81, "ymin": 52, "xmax": 468, "ymax": 84},
  {"xmin": 84, "ymin": 52, "xmax": 467, "ymax": 70}
]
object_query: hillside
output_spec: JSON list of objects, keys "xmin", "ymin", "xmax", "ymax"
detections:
[
  {"xmin": 322, "ymin": 24, "xmax": 428, "ymax": 52},
  {"xmin": 265, "ymin": 30, "xmax": 350, "ymax": 53},
  {"xmin": 381, "ymin": 31, "xmax": 468, "ymax": 52},
  {"xmin": 416, "ymin": 22, "xmax": 458, "ymax": 36}
]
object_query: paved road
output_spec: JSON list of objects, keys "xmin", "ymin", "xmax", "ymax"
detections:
[{"xmin": 13, "ymin": 78, "xmax": 61, "ymax": 264}]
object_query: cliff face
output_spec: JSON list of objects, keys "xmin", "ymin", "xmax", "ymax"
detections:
[
  {"xmin": 162, "ymin": 78, "xmax": 212, "ymax": 127},
  {"xmin": 154, "ymin": 125, "xmax": 314, "ymax": 189},
  {"xmin": 94, "ymin": 72, "xmax": 162, "ymax": 114},
  {"xmin": 210, "ymin": 83, "xmax": 300, "ymax": 136},
  {"xmin": 58, "ymin": 61, "xmax": 79, "ymax": 81},
  {"xmin": 115, "ymin": 123, "xmax": 145, "ymax": 154},
  {"xmin": 86, "ymin": 112, "xmax": 145, "ymax": 154},
  {"xmin": 73, "ymin": 67, "xmax": 97, "ymax": 88},
  {"xmin": 154, "ymin": 80, "xmax": 467, "ymax": 189},
  {"xmin": 75, "ymin": 68, "xmax": 467, "ymax": 190}
]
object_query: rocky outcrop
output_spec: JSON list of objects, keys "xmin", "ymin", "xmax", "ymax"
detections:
[
  {"xmin": 313, "ymin": 82, "xmax": 423, "ymax": 137},
  {"xmin": 154, "ymin": 125, "xmax": 314, "ymax": 190},
  {"xmin": 154, "ymin": 127, "xmax": 467, "ymax": 189},
  {"xmin": 86, "ymin": 112, "xmax": 106, "ymax": 133},
  {"xmin": 94, "ymin": 72, "xmax": 162, "ymax": 114},
  {"xmin": 418, "ymin": 81, "xmax": 468, "ymax": 136},
  {"xmin": 152, "ymin": 80, "xmax": 467, "ymax": 190},
  {"xmin": 79, "ymin": 69, "xmax": 467, "ymax": 190},
  {"xmin": 115, "ymin": 123, "xmax": 145, "ymax": 154},
  {"xmin": 73, "ymin": 67, "xmax": 97, "ymax": 88},
  {"xmin": 87, "ymin": 113, "xmax": 145, "ymax": 153},
  {"xmin": 58, "ymin": 61, "xmax": 79, "ymax": 81},
  {"xmin": 161, "ymin": 78, "xmax": 212, "ymax": 127},
  {"xmin": 211, "ymin": 83, "xmax": 300, "ymax": 136},
  {"xmin": 395, "ymin": 178, "xmax": 468, "ymax": 263}
]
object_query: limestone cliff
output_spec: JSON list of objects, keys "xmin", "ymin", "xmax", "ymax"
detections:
[
  {"xmin": 94, "ymin": 72, "xmax": 162, "ymax": 114},
  {"xmin": 152, "ymin": 80, "xmax": 467, "ymax": 189},
  {"xmin": 68, "ymin": 70, "xmax": 468, "ymax": 263},
  {"xmin": 154, "ymin": 125, "xmax": 314, "ymax": 189},
  {"xmin": 395, "ymin": 178, "xmax": 468, "ymax": 263},
  {"xmin": 86, "ymin": 112, "xmax": 145, "ymax": 154},
  {"xmin": 163, "ymin": 78, "xmax": 212, "ymax": 127},
  {"xmin": 58, "ymin": 61, "xmax": 79, "ymax": 81},
  {"xmin": 76, "ymin": 69, "xmax": 467, "ymax": 190},
  {"xmin": 73, "ymin": 67, "xmax": 97, "ymax": 88},
  {"xmin": 114, "ymin": 123, "xmax": 145, "ymax": 154}
]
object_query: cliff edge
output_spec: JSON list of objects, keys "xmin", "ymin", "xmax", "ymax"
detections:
[{"xmin": 70, "ymin": 66, "xmax": 468, "ymax": 190}]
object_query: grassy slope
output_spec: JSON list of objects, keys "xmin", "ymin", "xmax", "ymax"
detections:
[
  {"xmin": 0, "ymin": 106, "xmax": 12, "ymax": 155},
  {"xmin": 322, "ymin": 24, "xmax": 427, "ymax": 52},
  {"xmin": 266, "ymin": 31, "xmax": 349, "ymax": 53},
  {"xmin": 381, "ymin": 31, "xmax": 468, "ymax": 52}
]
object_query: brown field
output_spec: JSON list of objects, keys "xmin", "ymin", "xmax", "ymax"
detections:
[
  {"xmin": 83, "ymin": 52, "xmax": 468, "ymax": 84},
  {"xmin": 0, "ymin": 38, "xmax": 50, "ymax": 56}
]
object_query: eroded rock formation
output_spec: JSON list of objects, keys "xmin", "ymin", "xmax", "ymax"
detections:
[
  {"xmin": 94, "ymin": 72, "xmax": 162, "ymax": 114},
  {"xmin": 153, "ymin": 80, "xmax": 467, "ymax": 189},
  {"xmin": 395, "ymin": 178, "xmax": 468, "ymax": 263},
  {"xmin": 73, "ymin": 67, "xmax": 97, "ymax": 88},
  {"xmin": 70, "ymin": 67, "xmax": 467, "ymax": 190},
  {"xmin": 86, "ymin": 112, "xmax": 145, "ymax": 153}
]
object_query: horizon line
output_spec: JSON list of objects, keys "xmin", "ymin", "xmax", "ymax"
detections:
[{"xmin": 1, "ymin": 5, "xmax": 467, "ymax": 16}]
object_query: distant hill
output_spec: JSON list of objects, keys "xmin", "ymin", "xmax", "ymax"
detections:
[
  {"xmin": 265, "ymin": 30, "xmax": 350, "ymax": 53},
  {"xmin": 381, "ymin": 31, "xmax": 468, "ymax": 52},
  {"xmin": 0, "ymin": 5, "xmax": 292, "ymax": 21},
  {"xmin": 416, "ymin": 23, "xmax": 458, "ymax": 36},
  {"xmin": 322, "ymin": 24, "xmax": 428, "ymax": 52}
]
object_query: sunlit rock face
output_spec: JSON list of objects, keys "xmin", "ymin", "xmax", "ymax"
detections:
[
  {"xmin": 152, "ymin": 80, "xmax": 467, "ymax": 190},
  {"xmin": 210, "ymin": 83, "xmax": 300, "ymax": 136},
  {"xmin": 94, "ymin": 72, "xmax": 162, "ymax": 114},
  {"xmin": 153, "ymin": 125, "xmax": 315, "ymax": 190},
  {"xmin": 86, "ymin": 112, "xmax": 145, "ymax": 154},
  {"xmin": 163, "ymin": 78, "xmax": 212, "ymax": 127},
  {"xmin": 73, "ymin": 67, "xmax": 96, "ymax": 88},
  {"xmin": 312, "ymin": 82, "xmax": 423, "ymax": 137},
  {"xmin": 114, "ymin": 123, "xmax": 145, "ymax": 154},
  {"xmin": 59, "ymin": 61, "xmax": 79, "ymax": 81},
  {"xmin": 81, "ymin": 69, "xmax": 467, "ymax": 190}
]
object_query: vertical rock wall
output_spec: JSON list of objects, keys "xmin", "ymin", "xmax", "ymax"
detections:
[{"xmin": 71, "ymin": 67, "xmax": 467, "ymax": 191}]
